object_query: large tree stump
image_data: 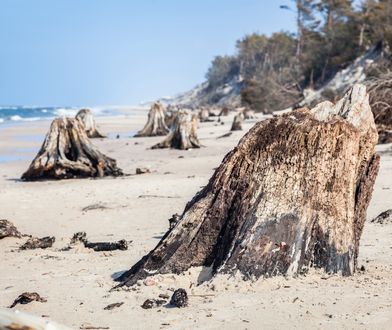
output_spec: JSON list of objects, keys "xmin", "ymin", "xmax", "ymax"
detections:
[
  {"xmin": 135, "ymin": 102, "xmax": 170, "ymax": 137},
  {"xmin": 118, "ymin": 85, "xmax": 379, "ymax": 286},
  {"xmin": 21, "ymin": 118, "xmax": 123, "ymax": 180},
  {"xmin": 75, "ymin": 109, "xmax": 106, "ymax": 138},
  {"xmin": 231, "ymin": 112, "xmax": 244, "ymax": 131},
  {"xmin": 152, "ymin": 110, "xmax": 201, "ymax": 150}
]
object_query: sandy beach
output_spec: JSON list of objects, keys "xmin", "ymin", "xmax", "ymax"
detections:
[{"xmin": 0, "ymin": 111, "xmax": 391, "ymax": 330}]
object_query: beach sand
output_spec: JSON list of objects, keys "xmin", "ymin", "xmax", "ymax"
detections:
[{"xmin": 0, "ymin": 111, "xmax": 391, "ymax": 329}]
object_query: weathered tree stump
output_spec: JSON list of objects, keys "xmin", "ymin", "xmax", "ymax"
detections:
[
  {"xmin": 75, "ymin": 109, "xmax": 106, "ymax": 138},
  {"xmin": 152, "ymin": 110, "xmax": 201, "ymax": 150},
  {"xmin": 164, "ymin": 104, "xmax": 179, "ymax": 129},
  {"xmin": 21, "ymin": 118, "xmax": 123, "ymax": 180},
  {"xmin": 198, "ymin": 108, "xmax": 214, "ymax": 122},
  {"xmin": 118, "ymin": 85, "xmax": 379, "ymax": 286},
  {"xmin": 243, "ymin": 108, "xmax": 256, "ymax": 119},
  {"xmin": 0, "ymin": 220, "xmax": 21, "ymax": 239},
  {"xmin": 135, "ymin": 102, "xmax": 170, "ymax": 137},
  {"xmin": 218, "ymin": 107, "xmax": 230, "ymax": 116},
  {"xmin": 231, "ymin": 112, "xmax": 244, "ymax": 131}
]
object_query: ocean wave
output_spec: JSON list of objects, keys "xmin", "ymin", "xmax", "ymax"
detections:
[
  {"xmin": 0, "ymin": 105, "xmax": 122, "ymax": 125},
  {"xmin": 54, "ymin": 108, "xmax": 78, "ymax": 117},
  {"xmin": 10, "ymin": 115, "xmax": 23, "ymax": 121},
  {"xmin": 9, "ymin": 115, "xmax": 43, "ymax": 122}
]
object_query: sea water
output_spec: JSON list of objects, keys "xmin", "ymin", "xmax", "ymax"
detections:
[{"xmin": 0, "ymin": 106, "xmax": 120, "ymax": 124}]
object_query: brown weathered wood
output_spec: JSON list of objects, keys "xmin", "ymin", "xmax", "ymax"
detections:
[
  {"xmin": 231, "ymin": 112, "xmax": 244, "ymax": 131},
  {"xmin": 152, "ymin": 110, "xmax": 201, "ymax": 150},
  {"xmin": 0, "ymin": 220, "xmax": 21, "ymax": 239},
  {"xmin": 9, "ymin": 292, "xmax": 47, "ymax": 308},
  {"xmin": 21, "ymin": 118, "xmax": 123, "ymax": 180},
  {"xmin": 75, "ymin": 109, "xmax": 106, "ymax": 138},
  {"xmin": 118, "ymin": 84, "xmax": 379, "ymax": 287},
  {"xmin": 69, "ymin": 232, "xmax": 128, "ymax": 251},
  {"xmin": 135, "ymin": 102, "xmax": 170, "ymax": 137},
  {"xmin": 20, "ymin": 236, "xmax": 55, "ymax": 250}
]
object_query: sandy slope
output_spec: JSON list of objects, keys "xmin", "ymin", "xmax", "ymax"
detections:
[{"xmin": 0, "ymin": 111, "xmax": 391, "ymax": 330}]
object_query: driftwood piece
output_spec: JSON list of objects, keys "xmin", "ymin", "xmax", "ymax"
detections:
[
  {"xmin": 170, "ymin": 289, "xmax": 188, "ymax": 308},
  {"xmin": 118, "ymin": 85, "xmax": 379, "ymax": 286},
  {"xmin": 70, "ymin": 232, "xmax": 128, "ymax": 251},
  {"xmin": 9, "ymin": 292, "xmax": 47, "ymax": 308},
  {"xmin": 141, "ymin": 299, "xmax": 166, "ymax": 309},
  {"xmin": 371, "ymin": 209, "xmax": 392, "ymax": 224},
  {"xmin": 0, "ymin": 220, "xmax": 21, "ymax": 239},
  {"xmin": 231, "ymin": 112, "xmax": 244, "ymax": 131},
  {"xmin": 75, "ymin": 109, "xmax": 106, "ymax": 138},
  {"xmin": 103, "ymin": 302, "xmax": 124, "ymax": 310},
  {"xmin": 20, "ymin": 236, "xmax": 55, "ymax": 250},
  {"xmin": 135, "ymin": 102, "xmax": 170, "ymax": 137},
  {"xmin": 152, "ymin": 110, "xmax": 201, "ymax": 150},
  {"xmin": 21, "ymin": 118, "xmax": 123, "ymax": 180}
]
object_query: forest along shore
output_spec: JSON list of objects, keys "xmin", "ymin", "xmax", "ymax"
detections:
[{"xmin": 0, "ymin": 109, "xmax": 391, "ymax": 329}]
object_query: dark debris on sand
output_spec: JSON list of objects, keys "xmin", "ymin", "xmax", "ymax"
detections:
[{"xmin": 9, "ymin": 292, "xmax": 47, "ymax": 308}]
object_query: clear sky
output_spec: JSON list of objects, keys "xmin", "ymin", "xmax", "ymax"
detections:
[{"xmin": 0, "ymin": 0, "xmax": 296, "ymax": 106}]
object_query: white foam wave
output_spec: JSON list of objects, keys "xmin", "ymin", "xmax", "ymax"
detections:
[
  {"xmin": 54, "ymin": 108, "xmax": 78, "ymax": 117},
  {"xmin": 10, "ymin": 115, "xmax": 23, "ymax": 121},
  {"xmin": 9, "ymin": 115, "xmax": 43, "ymax": 122}
]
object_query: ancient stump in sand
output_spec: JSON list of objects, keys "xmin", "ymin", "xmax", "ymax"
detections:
[
  {"xmin": 21, "ymin": 118, "xmax": 123, "ymax": 180},
  {"xmin": 219, "ymin": 107, "xmax": 230, "ymax": 116},
  {"xmin": 135, "ymin": 102, "xmax": 170, "ymax": 137},
  {"xmin": 243, "ymin": 108, "xmax": 256, "ymax": 119},
  {"xmin": 199, "ymin": 108, "xmax": 213, "ymax": 122},
  {"xmin": 75, "ymin": 109, "xmax": 106, "ymax": 138},
  {"xmin": 152, "ymin": 110, "xmax": 201, "ymax": 150},
  {"xmin": 231, "ymin": 112, "xmax": 244, "ymax": 131},
  {"xmin": 118, "ymin": 85, "xmax": 379, "ymax": 286}
]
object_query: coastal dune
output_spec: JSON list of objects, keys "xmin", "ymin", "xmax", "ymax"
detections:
[{"xmin": 0, "ymin": 110, "xmax": 391, "ymax": 329}]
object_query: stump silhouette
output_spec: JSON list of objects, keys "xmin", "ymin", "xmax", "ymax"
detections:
[
  {"xmin": 135, "ymin": 102, "xmax": 170, "ymax": 137},
  {"xmin": 118, "ymin": 85, "xmax": 379, "ymax": 286},
  {"xmin": 231, "ymin": 112, "xmax": 244, "ymax": 131},
  {"xmin": 152, "ymin": 110, "xmax": 201, "ymax": 150},
  {"xmin": 75, "ymin": 109, "xmax": 106, "ymax": 138},
  {"xmin": 22, "ymin": 118, "xmax": 123, "ymax": 180}
]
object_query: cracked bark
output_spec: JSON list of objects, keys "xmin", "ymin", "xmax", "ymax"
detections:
[
  {"xmin": 118, "ymin": 85, "xmax": 379, "ymax": 286},
  {"xmin": 21, "ymin": 118, "xmax": 122, "ymax": 180},
  {"xmin": 135, "ymin": 102, "xmax": 170, "ymax": 137}
]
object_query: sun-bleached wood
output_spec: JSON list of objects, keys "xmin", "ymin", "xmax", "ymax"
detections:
[
  {"xmin": 75, "ymin": 109, "xmax": 106, "ymax": 138},
  {"xmin": 135, "ymin": 102, "xmax": 170, "ymax": 137},
  {"xmin": 22, "ymin": 118, "xmax": 122, "ymax": 180},
  {"xmin": 152, "ymin": 110, "xmax": 201, "ymax": 150}
]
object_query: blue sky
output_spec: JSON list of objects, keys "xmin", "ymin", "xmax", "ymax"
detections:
[{"xmin": 0, "ymin": 0, "xmax": 296, "ymax": 106}]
